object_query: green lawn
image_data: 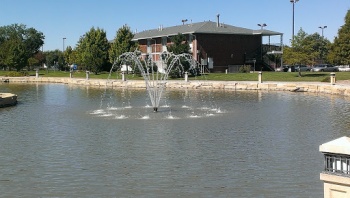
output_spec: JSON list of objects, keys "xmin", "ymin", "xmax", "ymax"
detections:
[
  {"xmin": 1, "ymin": 70, "xmax": 349, "ymax": 82},
  {"xmin": 190, "ymin": 72, "xmax": 348, "ymax": 82}
]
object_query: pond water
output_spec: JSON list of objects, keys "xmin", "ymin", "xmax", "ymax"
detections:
[{"xmin": 1, "ymin": 83, "xmax": 350, "ymax": 197}]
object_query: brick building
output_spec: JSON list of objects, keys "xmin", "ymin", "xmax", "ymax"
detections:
[{"xmin": 132, "ymin": 16, "xmax": 283, "ymax": 73}]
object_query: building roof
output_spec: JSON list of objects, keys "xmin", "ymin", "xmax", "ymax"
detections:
[
  {"xmin": 320, "ymin": 136, "xmax": 350, "ymax": 155},
  {"xmin": 132, "ymin": 21, "xmax": 283, "ymax": 40}
]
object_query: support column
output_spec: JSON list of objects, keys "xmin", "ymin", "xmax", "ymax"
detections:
[
  {"xmin": 320, "ymin": 137, "xmax": 350, "ymax": 198},
  {"xmin": 258, "ymin": 72, "xmax": 263, "ymax": 83},
  {"xmin": 86, "ymin": 71, "xmax": 90, "ymax": 80},
  {"xmin": 122, "ymin": 71, "xmax": 126, "ymax": 81},
  {"xmin": 330, "ymin": 73, "xmax": 336, "ymax": 85},
  {"xmin": 185, "ymin": 72, "xmax": 188, "ymax": 82}
]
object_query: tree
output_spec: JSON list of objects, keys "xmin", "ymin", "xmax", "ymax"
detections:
[
  {"xmin": 167, "ymin": 33, "xmax": 190, "ymax": 54},
  {"xmin": 328, "ymin": 10, "xmax": 350, "ymax": 65},
  {"xmin": 44, "ymin": 50, "xmax": 63, "ymax": 70},
  {"xmin": 0, "ymin": 24, "xmax": 44, "ymax": 71},
  {"xmin": 64, "ymin": 46, "xmax": 79, "ymax": 66},
  {"xmin": 34, "ymin": 51, "xmax": 45, "ymax": 68},
  {"xmin": 76, "ymin": 27, "xmax": 109, "ymax": 74},
  {"xmin": 283, "ymin": 28, "xmax": 330, "ymax": 65},
  {"xmin": 109, "ymin": 25, "xmax": 138, "ymax": 64},
  {"xmin": 167, "ymin": 33, "xmax": 192, "ymax": 77}
]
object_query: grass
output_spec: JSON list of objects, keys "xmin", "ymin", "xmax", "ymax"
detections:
[
  {"xmin": 1, "ymin": 70, "xmax": 350, "ymax": 82},
  {"xmin": 185, "ymin": 71, "xmax": 349, "ymax": 82}
]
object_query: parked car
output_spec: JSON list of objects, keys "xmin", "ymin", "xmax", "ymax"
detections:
[
  {"xmin": 311, "ymin": 64, "xmax": 339, "ymax": 72},
  {"xmin": 276, "ymin": 65, "xmax": 289, "ymax": 72},
  {"xmin": 294, "ymin": 65, "xmax": 311, "ymax": 72},
  {"xmin": 335, "ymin": 65, "xmax": 350, "ymax": 72}
]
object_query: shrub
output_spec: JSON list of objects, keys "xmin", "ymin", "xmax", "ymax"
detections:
[
  {"xmin": 6, "ymin": 71, "xmax": 29, "ymax": 77},
  {"xmin": 239, "ymin": 65, "xmax": 252, "ymax": 73},
  {"xmin": 321, "ymin": 77, "xmax": 330, "ymax": 82}
]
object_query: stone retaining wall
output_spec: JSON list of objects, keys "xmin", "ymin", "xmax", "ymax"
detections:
[{"xmin": 2, "ymin": 76, "xmax": 350, "ymax": 97}]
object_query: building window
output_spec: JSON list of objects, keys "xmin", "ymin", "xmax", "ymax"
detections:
[{"xmin": 324, "ymin": 154, "xmax": 350, "ymax": 176}]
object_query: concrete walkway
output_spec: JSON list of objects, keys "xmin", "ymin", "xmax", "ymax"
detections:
[{"xmin": 2, "ymin": 76, "xmax": 350, "ymax": 97}]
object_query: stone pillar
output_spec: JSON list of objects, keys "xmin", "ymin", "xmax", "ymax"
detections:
[
  {"xmin": 258, "ymin": 72, "xmax": 262, "ymax": 83},
  {"xmin": 35, "ymin": 68, "xmax": 39, "ymax": 78},
  {"xmin": 86, "ymin": 71, "xmax": 90, "ymax": 80},
  {"xmin": 320, "ymin": 136, "xmax": 350, "ymax": 198},
  {"xmin": 121, "ymin": 71, "xmax": 126, "ymax": 81},
  {"xmin": 330, "ymin": 73, "xmax": 336, "ymax": 85},
  {"xmin": 70, "ymin": 70, "xmax": 73, "ymax": 78},
  {"xmin": 185, "ymin": 72, "xmax": 188, "ymax": 82}
]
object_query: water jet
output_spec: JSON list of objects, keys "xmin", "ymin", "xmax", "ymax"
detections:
[{"xmin": 109, "ymin": 51, "xmax": 197, "ymax": 113}]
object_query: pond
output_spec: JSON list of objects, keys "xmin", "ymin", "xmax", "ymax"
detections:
[{"xmin": 1, "ymin": 83, "xmax": 349, "ymax": 197}]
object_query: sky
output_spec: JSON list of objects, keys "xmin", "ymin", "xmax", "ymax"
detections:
[{"xmin": 1, "ymin": 0, "xmax": 349, "ymax": 51}]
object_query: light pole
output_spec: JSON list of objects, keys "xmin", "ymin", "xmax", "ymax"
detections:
[
  {"xmin": 253, "ymin": 58, "xmax": 256, "ymax": 72},
  {"xmin": 257, "ymin": 23, "xmax": 267, "ymax": 30},
  {"xmin": 290, "ymin": 0, "xmax": 299, "ymax": 42},
  {"xmin": 62, "ymin": 37, "xmax": 66, "ymax": 52},
  {"xmin": 318, "ymin": 26, "xmax": 327, "ymax": 37},
  {"xmin": 257, "ymin": 24, "xmax": 266, "ymax": 72},
  {"xmin": 62, "ymin": 37, "xmax": 66, "ymax": 70}
]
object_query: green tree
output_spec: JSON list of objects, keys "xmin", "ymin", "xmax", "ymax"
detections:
[
  {"xmin": 34, "ymin": 51, "xmax": 45, "ymax": 68},
  {"xmin": 0, "ymin": 24, "xmax": 44, "ymax": 71},
  {"xmin": 44, "ymin": 50, "xmax": 63, "ymax": 70},
  {"xmin": 27, "ymin": 57, "xmax": 39, "ymax": 70},
  {"xmin": 166, "ymin": 33, "xmax": 192, "ymax": 77},
  {"xmin": 167, "ymin": 33, "xmax": 190, "ymax": 54},
  {"xmin": 76, "ymin": 27, "xmax": 109, "ymax": 74},
  {"xmin": 109, "ymin": 25, "xmax": 138, "ymax": 64},
  {"xmin": 64, "ymin": 46, "xmax": 76, "ymax": 65},
  {"xmin": 284, "ymin": 28, "xmax": 329, "ymax": 65},
  {"xmin": 328, "ymin": 10, "xmax": 350, "ymax": 65}
]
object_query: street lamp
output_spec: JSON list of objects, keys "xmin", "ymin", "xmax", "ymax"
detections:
[
  {"xmin": 318, "ymin": 26, "xmax": 327, "ymax": 37},
  {"xmin": 62, "ymin": 37, "xmax": 66, "ymax": 52},
  {"xmin": 62, "ymin": 37, "xmax": 66, "ymax": 70},
  {"xmin": 290, "ymin": 0, "xmax": 299, "ymax": 41},
  {"xmin": 257, "ymin": 23, "xmax": 267, "ymax": 30}
]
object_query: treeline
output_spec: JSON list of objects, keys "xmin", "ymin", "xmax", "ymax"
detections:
[
  {"xmin": 0, "ymin": 24, "xmax": 137, "ymax": 74},
  {"xmin": 276, "ymin": 10, "xmax": 350, "ymax": 66}
]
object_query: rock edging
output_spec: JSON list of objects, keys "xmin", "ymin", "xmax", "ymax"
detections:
[{"xmin": 2, "ymin": 76, "xmax": 350, "ymax": 97}]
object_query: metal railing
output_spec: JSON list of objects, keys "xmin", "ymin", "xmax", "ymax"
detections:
[{"xmin": 324, "ymin": 154, "xmax": 350, "ymax": 176}]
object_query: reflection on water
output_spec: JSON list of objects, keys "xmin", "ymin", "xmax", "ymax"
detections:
[{"xmin": 1, "ymin": 83, "xmax": 350, "ymax": 197}]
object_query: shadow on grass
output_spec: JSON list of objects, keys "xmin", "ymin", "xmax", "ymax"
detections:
[{"xmin": 302, "ymin": 73, "xmax": 328, "ymax": 77}]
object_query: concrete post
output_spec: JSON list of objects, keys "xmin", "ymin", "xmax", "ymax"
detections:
[
  {"xmin": 185, "ymin": 72, "xmax": 188, "ymax": 82},
  {"xmin": 35, "ymin": 68, "xmax": 39, "ymax": 78},
  {"xmin": 320, "ymin": 136, "xmax": 350, "ymax": 198},
  {"xmin": 70, "ymin": 70, "xmax": 73, "ymax": 78},
  {"xmin": 86, "ymin": 71, "xmax": 90, "ymax": 80},
  {"xmin": 225, "ymin": 69, "xmax": 228, "ymax": 74},
  {"xmin": 122, "ymin": 71, "xmax": 126, "ymax": 81},
  {"xmin": 330, "ymin": 73, "xmax": 336, "ymax": 85},
  {"xmin": 258, "ymin": 72, "xmax": 262, "ymax": 83}
]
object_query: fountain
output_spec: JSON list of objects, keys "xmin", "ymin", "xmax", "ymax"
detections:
[
  {"xmin": 89, "ymin": 51, "xmax": 221, "ymax": 119},
  {"xmin": 109, "ymin": 51, "xmax": 197, "ymax": 112}
]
